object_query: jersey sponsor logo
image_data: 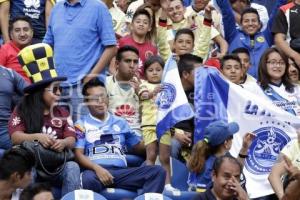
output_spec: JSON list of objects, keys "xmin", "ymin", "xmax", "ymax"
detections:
[
  {"xmin": 89, "ymin": 135, "xmax": 125, "ymax": 158},
  {"xmin": 91, "ymin": 144, "xmax": 124, "ymax": 155},
  {"xmin": 115, "ymin": 104, "xmax": 136, "ymax": 117},
  {"xmin": 24, "ymin": 0, "xmax": 40, "ymax": 9},
  {"xmin": 245, "ymin": 124, "xmax": 290, "ymax": 175}
]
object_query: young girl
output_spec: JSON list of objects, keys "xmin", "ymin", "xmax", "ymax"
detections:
[
  {"xmin": 139, "ymin": 55, "xmax": 176, "ymax": 192},
  {"xmin": 258, "ymin": 47, "xmax": 300, "ymax": 116},
  {"xmin": 119, "ymin": 8, "xmax": 157, "ymax": 78}
]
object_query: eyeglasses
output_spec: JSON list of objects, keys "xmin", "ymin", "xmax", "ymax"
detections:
[
  {"xmin": 45, "ymin": 86, "xmax": 62, "ymax": 94},
  {"xmin": 267, "ymin": 60, "xmax": 286, "ymax": 66},
  {"xmin": 86, "ymin": 94, "xmax": 107, "ymax": 102}
]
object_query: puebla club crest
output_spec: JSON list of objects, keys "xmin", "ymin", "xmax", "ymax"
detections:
[
  {"xmin": 156, "ymin": 83, "xmax": 176, "ymax": 110},
  {"xmin": 245, "ymin": 122, "xmax": 291, "ymax": 175}
]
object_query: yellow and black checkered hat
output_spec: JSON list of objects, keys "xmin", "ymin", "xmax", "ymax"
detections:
[{"xmin": 17, "ymin": 43, "xmax": 67, "ymax": 93}]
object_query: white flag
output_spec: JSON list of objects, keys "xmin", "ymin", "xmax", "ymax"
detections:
[{"xmin": 195, "ymin": 67, "xmax": 300, "ymax": 198}]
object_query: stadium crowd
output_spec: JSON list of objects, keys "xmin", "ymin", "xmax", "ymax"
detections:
[{"xmin": 0, "ymin": 0, "xmax": 300, "ymax": 199}]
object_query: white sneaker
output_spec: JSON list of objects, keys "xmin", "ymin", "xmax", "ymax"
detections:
[{"xmin": 164, "ymin": 184, "xmax": 180, "ymax": 193}]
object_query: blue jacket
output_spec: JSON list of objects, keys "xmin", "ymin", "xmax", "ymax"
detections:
[{"xmin": 216, "ymin": 0, "xmax": 286, "ymax": 78}]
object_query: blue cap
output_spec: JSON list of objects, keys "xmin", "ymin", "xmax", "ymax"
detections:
[{"xmin": 204, "ymin": 121, "xmax": 239, "ymax": 147}]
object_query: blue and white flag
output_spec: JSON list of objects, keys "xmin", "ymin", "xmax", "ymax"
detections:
[
  {"xmin": 156, "ymin": 55, "xmax": 194, "ymax": 139},
  {"xmin": 195, "ymin": 67, "xmax": 300, "ymax": 198}
]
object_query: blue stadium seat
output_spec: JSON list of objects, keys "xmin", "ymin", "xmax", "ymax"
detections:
[
  {"xmin": 61, "ymin": 189, "xmax": 107, "ymax": 200},
  {"xmin": 100, "ymin": 188, "xmax": 138, "ymax": 200},
  {"xmin": 134, "ymin": 193, "xmax": 173, "ymax": 200},
  {"xmin": 164, "ymin": 158, "xmax": 200, "ymax": 200},
  {"xmin": 171, "ymin": 158, "xmax": 189, "ymax": 190}
]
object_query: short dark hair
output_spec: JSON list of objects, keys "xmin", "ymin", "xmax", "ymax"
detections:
[
  {"xmin": 178, "ymin": 53, "xmax": 202, "ymax": 77},
  {"xmin": 20, "ymin": 183, "xmax": 52, "ymax": 200},
  {"xmin": 232, "ymin": 47, "xmax": 250, "ymax": 57},
  {"xmin": 213, "ymin": 154, "xmax": 242, "ymax": 175},
  {"xmin": 9, "ymin": 15, "xmax": 33, "ymax": 33},
  {"xmin": 0, "ymin": 147, "xmax": 35, "ymax": 180},
  {"xmin": 174, "ymin": 28, "xmax": 195, "ymax": 42},
  {"xmin": 144, "ymin": 55, "xmax": 165, "ymax": 72},
  {"xmin": 221, "ymin": 54, "xmax": 242, "ymax": 69},
  {"xmin": 132, "ymin": 8, "xmax": 151, "ymax": 22},
  {"xmin": 230, "ymin": 0, "xmax": 250, "ymax": 5},
  {"xmin": 116, "ymin": 45, "xmax": 139, "ymax": 61},
  {"xmin": 241, "ymin": 7, "xmax": 260, "ymax": 24},
  {"xmin": 82, "ymin": 77, "xmax": 106, "ymax": 96}
]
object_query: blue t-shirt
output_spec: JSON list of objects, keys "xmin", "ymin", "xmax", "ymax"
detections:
[
  {"xmin": 187, "ymin": 155, "xmax": 216, "ymax": 190},
  {"xmin": 75, "ymin": 113, "xmax": 140, "ymax": 168},
  {"xmin": 0, "ymin": 66, "xmax": 27, "ymax": 122},
  {"xmin": 10, "ymin": 0, "xmax": 46, "ymax": 39},
  {"xmin": 43, "ymin": 0, "xmax": 116, "ymax": 86}
]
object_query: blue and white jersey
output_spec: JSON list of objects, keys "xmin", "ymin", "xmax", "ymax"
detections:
[
  {"xmin": 75, "ymin": 113, "xmax": 141, "ymax": 168},
  {"xmin": 263, "ymin": 83, "xmax": 300, "ymax": 116}
]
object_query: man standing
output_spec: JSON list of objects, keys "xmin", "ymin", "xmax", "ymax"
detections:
[
  {"xmin": 0, "ymin": 16, "xmax": 33, "ymax": 82},
  {"xmin": 74, "ymin": 77, "xmax": 166, "ymax": 194},
  {"xmin": 43, "ymin": 0, "xmax": 117, "ymax": 120}
]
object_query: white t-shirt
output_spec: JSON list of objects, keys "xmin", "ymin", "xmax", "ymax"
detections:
[
  {"xmin": 11, "ymin": 189, "xmax": 22, "ymax": 200},
  {"xmin": 105, "ymin": 76, "xmax": 141, "ymax": 135}
]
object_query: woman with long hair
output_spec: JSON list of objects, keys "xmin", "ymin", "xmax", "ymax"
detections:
[
  {"xmin": 258, "ymin": 47, "xmax": 300, "ymax": 116},
  {"xmin": 8, "ymin": 43, "xmax": 80, "ymax": 197},
  {"xmin": 187, "ymin": 121, "xmax": 254, "ymax": 192}
]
